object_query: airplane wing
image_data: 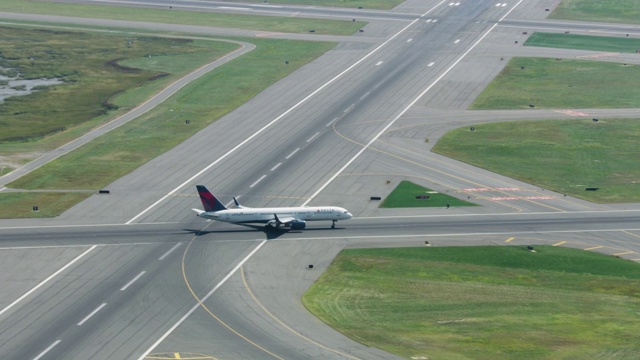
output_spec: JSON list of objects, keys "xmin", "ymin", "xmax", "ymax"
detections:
[
  {"xmin": 275, "ymin": 216, "xmax": 296, "ymax": 224},
  {"xmin": 271, "ymin": 213, "xmax": 306, "ymax": 229}
]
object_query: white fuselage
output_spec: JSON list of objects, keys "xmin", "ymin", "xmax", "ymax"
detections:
[{"xmin": 198, "ymin": 206, "xmax": 352, "ymax": 224}]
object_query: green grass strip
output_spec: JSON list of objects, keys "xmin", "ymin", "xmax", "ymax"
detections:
[
  {"xmin": 549, "ymin": 0, "xmax": 640, "ymax": 25},
  {"xmin": 470, "ymin": 57, "xmax": 640, "ymax": 109},
  {"xmin": 380, "ymin": 181, "xmax": 475, "ymax": 208},
  {"xmin": 0, "ymin": 192, "xmax": 92, "ymax": 218},
  {"xmin": 432, "ymin": 119, "xmax": 640, "ymax": 203},
  {"xmin": 0, "ymin": 26, "xmax": 236, "ymax": 143},
  {"xmin": 303, "ymin": 246, "xmax": 640, "ymax": 359},
  {"xmin": 525, "ymin": 32, "xmax": 640, "ymax": 53},
  {"xmin": 0, "ymin": 0, "xmax": 365, "ymax": 35},
  {"xmin": 8, "ymin": 38, "xmax": 336, "ymax": 192}
]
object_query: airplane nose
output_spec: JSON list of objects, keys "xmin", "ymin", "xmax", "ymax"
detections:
[{"xmin": 347, "ymin": 212, "xmax": 353, "ymax": 219}]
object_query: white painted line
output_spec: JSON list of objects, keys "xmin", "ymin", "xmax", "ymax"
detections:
[
  {"xmin": 137, "ymin": 240, "xmax": 268, "ymax": 360},
  {"xmin": 344, "ymin": 104, "xmax": 355, "ymax": 113},
  {"xmin": 0, "ymin": 246, "xmax": 97, "ymax": 318},
  {"xmin": 120, "ymin": 271, "xmax": 146, "ymax": 291},
  {"xmin": 454, "ymin": 39, "xmax": 461, "ymax": 43},
  {"xmin": 33, "ymin": 340, "xmax": 61, "ymax": 360},
  {"xmin": 326, "ymin": 117, "xmax": 338, "ymax": 127},
  {"xmin": 432, "ymin": 19, "xmax": 438, "ymax": 23},
  {"xmin": 407, "ymin": 38, "xmax": 413, "ymax": 42},
  {"xmin": 301, "ymin": 0, "xmax": 525, "ymax": 207},
  {"xmin": 0, "ymin": 187, "xmax": 6, "ymax": 192},
  {"xmin": 218, "ymin": 6, "xmax": 251, "ymax": 11},
  {"xmin": 249, "ymin": 175, "xmax": 267, "ymax": 188},
  {"xmin": 270, "ymin": 162, "xmax": 282, "ymax": 171},
  {"xmin": 126, "ymin": 0, "xmax": 448, "ymax": 225},
  {"xmin": 426, "ymin": 19, "xmax": 432, "ymax": 23},
  {"xmin": 375, "ymin": 60, "xmax": 383, "ymax": 66},
  {"xmin": 285, "ymin": 148, "xmax": 299, "ymax": 160},
  {"xmin": 360, "ymin": 91, "xmax": 371, "ymax": 100},
  {"xmin": 77, "ymin": 302, "xmax": 107, "ymax": 326},
  {"xmin": 428, "ymin": 62, "xmax": 435, "ymax": 67},
  {"xmin": 158, "ymin": 243, "xmax": 182, "ymax": 261},
  {"xmin": 306, "ymin": 132, "xmax": 320, "ymax": 143}
]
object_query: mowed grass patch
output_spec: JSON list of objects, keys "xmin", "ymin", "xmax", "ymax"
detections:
[
  {"xmin": 432, "ymin": 119, "xmax": 640, "ymax": 203},
  {"xmin": 8, "ymin": 38, "xmax": 336, "ymax": 191},
  {"xmin": 380, "ymin": 181, "xmax": 476, "ymax": 208},
  {"xmin": 0, "ymin": 0, "xmax": 364, "ymax": 35},
  {"xmin": 235, "ymin": 0, "xmax": 403, "ymax": 10},
  {"xmin": 303, "ymin": 246, "xmax": 640, "ymax": 360},
  {"xmin": 526, "ymin": 32, "xmax": 640, "ymax": 53},
  {"xmin": 470, "ymin": 57, "xmax": 640, "ymax": 109},
  {"xmin": 0, "ymin": 26, "xmax": 237, "ymax": 142},
  {"xmin": 0, "ymin": 192, "xmax": 92, "ymax": 218},
  {"xmin": 550, "ymin": 0, "xmax": 640, "ymax": 24}
]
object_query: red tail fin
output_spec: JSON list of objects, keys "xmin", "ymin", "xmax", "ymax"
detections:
[{"xmin": 196, "ymin": 185, "xmax": 227, "ymax": 212}]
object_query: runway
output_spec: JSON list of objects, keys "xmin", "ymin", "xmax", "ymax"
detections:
[{"xmin": 2, "ymin": 0, "xmax": 640, "ymax": 359}]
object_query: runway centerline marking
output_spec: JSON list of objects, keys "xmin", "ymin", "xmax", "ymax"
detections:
[
  {"xmin": 302, "ymin": 0, "xmax": 525, "ymax": 206},
  {"xmin": 326, "ymin": 117, "xmax": 338, "ymax": 127},
  {"xmin": 270, "ymin": 162, "xmax": 282, "ymax": 171},
  {"xmin": 120, "ymin": 271, "xmax": 146, "ymax": 291},
  {"xmin": 159, "ymin": 243, "xmax": 182, "ymax": 260},
  {"xmin": 0, "ymin": 245, "xmax": 97, "ymax": 318},
  {"xmin": 285, "ymin": 148, "xmax": 299, "ymax": 159},
  {"xmin": 77, "ymin": 302, "xmax": 107, "ymax": 326},
  {"xmin": 306, "ymin": 132, "xmax": 320, "ymax": 143},
  {"xmin": 136, "ymin": 240, "xmax": 268, "ymax": 360},
  {"xmin": 126, "ymin": 6, "xmax": 432, "ymax": 224},
  {"xmin": 375, "ymin": 61, "xmax": 383, "ymax": 66},
  {"xmin": 33, "ymin": 340, "xmax": 61, "ymax": 360},
  {"xmin": 250, "ymin": 175, "xmax": 267, "ymax": 188}
]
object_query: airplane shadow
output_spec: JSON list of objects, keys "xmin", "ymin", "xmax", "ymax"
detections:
[{"xmin": 182, "ymin": 224, "xmax": 343, "ymax": 240}]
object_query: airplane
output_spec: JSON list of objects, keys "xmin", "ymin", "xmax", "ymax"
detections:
[{"xmin": 192, "ymin": 185, "xmax": 353, "ymax": 230}]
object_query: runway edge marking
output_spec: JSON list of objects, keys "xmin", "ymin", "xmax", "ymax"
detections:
[
  {"xmin": 0, "ymin": 245, "xmax": 97, "ymax": 317},
  {"xmin": 136, "ymin": 240, "xmax": 267, "ymax": 360},
  {"xmin": 302, "ymin": 0, "xmax": 527, "ymax": 206},
  {"xmin": 126, "ymin": 5, "xmax": 429, "ymax": 224}
]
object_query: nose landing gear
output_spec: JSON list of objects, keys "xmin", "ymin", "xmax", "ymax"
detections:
[{"xmin": 331, "ymin": 220, "xmax": 336, "ymax": 229}]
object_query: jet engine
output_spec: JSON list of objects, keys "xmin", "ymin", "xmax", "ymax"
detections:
[{"xmin": 289, "ymin": 219, "xmax": 306, "ymax": 230}]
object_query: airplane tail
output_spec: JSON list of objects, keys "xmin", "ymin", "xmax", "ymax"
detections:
[{"xmin": 196, "ymin": 185, "xmax": 227, "ymax": 212}]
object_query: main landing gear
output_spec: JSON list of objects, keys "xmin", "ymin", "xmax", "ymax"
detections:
[{"xmin": 331, "ymin": 220, "xmax": 336, "ymax": 229}]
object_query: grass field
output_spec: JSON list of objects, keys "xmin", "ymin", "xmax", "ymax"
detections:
[
  {"xmin": 470, "ymin": 57, "xmax": 640, "ymax": 110},
  {"xmin": 0, "ymin": 0, "xmax": 364, "ymax": 35},
  {"xmin": 0, "ymin": 26, "xmax": 237, "ymax": 143},
  {"xmin": 0, "ymin": 192, "xmax": 92, "ymax": 218},
  {"xmin": 525, "ymin": 32, "xmax": 640, "ymax": 53},
  {"xmin": 303, "ymin": 246, "xmax": 640, "ymax": 359},
  {"xmin": 432, "ymin": 119, "xmax": 640, "ymax": 203},
  {"xmin": 6, "ymin": 38, "xmax": 335, "ymax": 194},
  {"xmin": 550, "ymin": 0, "xmax": 640, "ymax": 24},
  {"xmin": 380, "ymin": 181, "xmax": 476, "ymax": 208}
]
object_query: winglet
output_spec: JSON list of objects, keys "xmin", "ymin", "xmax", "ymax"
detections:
[
  {"xmin": 233, "ymin": 196, "xmax": 250, "ymax": 209},
  {"xmin": 196, "ymin": 185, "xmax": 227, "ymax": 212}
]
